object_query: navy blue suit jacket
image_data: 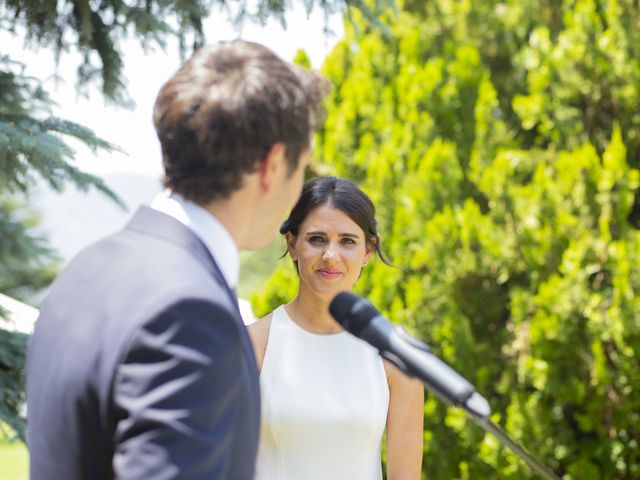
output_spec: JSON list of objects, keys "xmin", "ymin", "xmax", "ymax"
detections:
[{"xmin": 27, "ymin": 206, "xmax": 260, "ymax": 479}]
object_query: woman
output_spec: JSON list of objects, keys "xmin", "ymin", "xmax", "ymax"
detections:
[{"xmin": 249, "ymin": 176, "xmax": 424, "ymax": 480}]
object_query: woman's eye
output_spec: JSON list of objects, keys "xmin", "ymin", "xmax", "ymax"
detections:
[
  {"xmin": 308, "ymin": 236, "xmax": 325, "ymax": 244},
  {"xmin": 341, "ymin": 238, "xmax": 356, "ymax": 245}
]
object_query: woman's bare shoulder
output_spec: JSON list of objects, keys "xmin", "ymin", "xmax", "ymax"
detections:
[
  {"xmin": 383, "ymin": 358, "xmax": 424, "ymax": 394},
  {"xmin": 248, "ymin": 312, "xmax": 274, "ymax": 371},
  {"xmin": 248, "ymin": 313, "xmax": 273, "ymax": 339}
]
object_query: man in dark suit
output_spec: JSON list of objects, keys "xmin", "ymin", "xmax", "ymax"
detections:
[{"xmin": 26, "ymin": 40, "xmax": 330, "ymax": 479}]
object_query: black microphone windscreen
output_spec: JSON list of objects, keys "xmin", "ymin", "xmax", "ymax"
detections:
[{"xmin": 329, "ymin": 291, "xmax": 379, "ymax": 336}]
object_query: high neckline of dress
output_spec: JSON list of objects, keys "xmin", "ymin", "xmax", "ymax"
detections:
[{"xmin": 280, "ymin": 305, "xmax": 347, "ymax": 338}]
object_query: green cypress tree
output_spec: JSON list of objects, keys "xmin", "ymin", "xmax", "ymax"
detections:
[{"xmin": 253, "ymin": 1, "xmax": 640, "ymax": 478}]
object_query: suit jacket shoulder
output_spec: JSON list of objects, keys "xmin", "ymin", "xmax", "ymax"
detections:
[{"xmin": 27, "ymin": 206, "xmax": 260, "ymax": 480}]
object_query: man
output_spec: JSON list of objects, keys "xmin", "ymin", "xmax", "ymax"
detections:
[{"xmin": 26, "ymin": 40, "xmax": 330, "ymax": 479}]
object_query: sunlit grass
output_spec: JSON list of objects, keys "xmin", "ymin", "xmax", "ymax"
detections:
[{"xmin": 0, "ymin": 440, "xmax": 28, "ymax": 480}]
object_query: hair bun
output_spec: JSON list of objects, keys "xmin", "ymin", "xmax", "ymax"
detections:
[{"xmin": 279, "ymin": 220, "xmax": 290, "ymax": 235}]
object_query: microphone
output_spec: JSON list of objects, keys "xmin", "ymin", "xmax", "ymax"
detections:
[{"xmin": 329, "ymin": 291, "xmax": 491, "ymax": 418}]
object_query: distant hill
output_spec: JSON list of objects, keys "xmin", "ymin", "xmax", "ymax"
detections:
[{"xmin": 33, "ymin": 173, "xmax": 162, "ymax": 264}]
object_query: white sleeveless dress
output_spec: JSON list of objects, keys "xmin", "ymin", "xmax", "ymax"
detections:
[{"xmin": 255, "ymin": 305, "xmax": 389, "ymax": 480}]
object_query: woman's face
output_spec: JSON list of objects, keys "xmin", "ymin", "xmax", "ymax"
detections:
[{"xmin": 287, "ymin": 204, "xmax": 372, "ymax": 299}]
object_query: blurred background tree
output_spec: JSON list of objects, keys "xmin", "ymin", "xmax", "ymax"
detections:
[
  {"xmin": 0, "ymin": 0, "xmax": 392, "ymax": 443},
  {"xmin": 252, "ymin": 1, "xmax": 640, "ymax": 478}
]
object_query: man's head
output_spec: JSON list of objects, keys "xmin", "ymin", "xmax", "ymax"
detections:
[{"xmin": 153, "ymin": 40, "xmax": 331, "ymax": 205}]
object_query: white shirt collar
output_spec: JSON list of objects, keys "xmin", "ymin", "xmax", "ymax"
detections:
[{"xmin": 150, "ymin": 190, "xmax": 239, "ymax": 288}]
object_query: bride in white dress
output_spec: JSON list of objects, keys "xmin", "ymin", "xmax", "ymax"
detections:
[{"xmin": 249, "ymin": 177, "xmax": 424, "ymax": 480}]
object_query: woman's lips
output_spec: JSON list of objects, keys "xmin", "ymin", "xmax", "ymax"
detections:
[{"xmin": 317, "ymin": 269, "xmax": 341, "ymax": 279}]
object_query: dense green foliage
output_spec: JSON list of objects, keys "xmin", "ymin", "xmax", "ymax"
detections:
[
  {"xmin": 252, "ymin": 1, "xmax": 640, "ymax": 478},
  {"xmin": 0, "ymin": 329, "xmax": 28, "ymax": 440}
]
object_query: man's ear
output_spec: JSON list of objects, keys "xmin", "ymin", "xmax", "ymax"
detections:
[
  {"xmin": 285, "ymin": 231, "xmax": 298, "ymax": 260},
  {"xmin": 259, "ymin": 143, "xmax": 287, "ymax": 192}
]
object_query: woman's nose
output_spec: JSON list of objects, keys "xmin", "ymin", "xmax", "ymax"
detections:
[{"xmin": 322, "ymin": 245, "xmax": 338, "ymax": 261}]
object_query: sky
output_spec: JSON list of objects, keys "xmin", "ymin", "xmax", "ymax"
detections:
[{"xmin": 3, "ymin": 3, "xmax": 343, "ymax": 178}]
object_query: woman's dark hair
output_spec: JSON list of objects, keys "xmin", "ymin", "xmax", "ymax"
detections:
[{"xmin": 280, "ymin": 176, "xmax": 393, "ymax": 266}]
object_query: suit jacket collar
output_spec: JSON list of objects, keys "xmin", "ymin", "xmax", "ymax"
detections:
[
  {"xmin": 125, "ymin": 206, "xmax": 229, "ymax": 291},
  {"xmin": 150, "ymin": 192, "xmax": 239, "ymax": 288}
]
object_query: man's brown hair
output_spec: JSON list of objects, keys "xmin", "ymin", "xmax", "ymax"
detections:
[{"xmin": 153, "ymin": 40, "xmax": 331, "ymax": 204}]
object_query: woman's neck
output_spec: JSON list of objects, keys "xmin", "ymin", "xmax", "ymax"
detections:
[{"xmin": 286, "ymin": 289, "xmax": 344, "ymax": 334}]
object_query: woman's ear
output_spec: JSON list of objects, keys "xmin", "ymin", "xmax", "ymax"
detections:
[
  {"xmin": 285, "ymin": 232, "xmax": 298, "ymax": 260},
  {"xmin": 363, "ymin": 237, "xmax": 376, "ymax": 266}
]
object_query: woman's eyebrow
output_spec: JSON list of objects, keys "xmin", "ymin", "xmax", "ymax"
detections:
[{"xmin": 304, "ymin": 231, "xmax": 360, "ymax": 238}]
